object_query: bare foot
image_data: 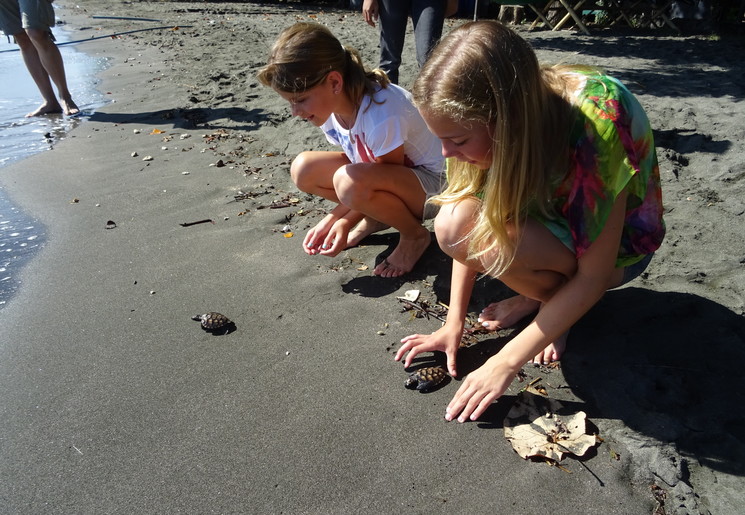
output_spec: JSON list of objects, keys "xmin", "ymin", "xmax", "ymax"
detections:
[
  {"xmin": 26, "ymin": 101, "xmax": 62, "ymax": 117},
  {"xmin": 531, "ymin": 330, "xmax": 568, "ymax": 364},
  {"xmin": 60, "ymin": 97, "xmax": 80, "ymax": 116},
  {"xmin": 479, "ymin": 296, "xmax": 568, "ymax": 364},
  {"xmin": 373, "ymin": 228, "xmax": 431, "ymax": 278},
  {"xmin": 477, "ymin": 295, "xmax": 540, "ymax": 331},
  {"xmin": 347, "ymin": 217, "xmax": 389, "ymax": 248}
]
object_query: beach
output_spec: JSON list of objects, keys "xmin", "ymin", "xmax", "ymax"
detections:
[{"xmin": 0, "ymin": 1, "xmax": 744, "ymax": 513}]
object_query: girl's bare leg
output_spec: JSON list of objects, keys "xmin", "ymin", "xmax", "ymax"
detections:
[
  {"xmin": 346, "ymin": 217, "xmax": 389, "ymax": 248},
  {"xmin": 334, "ymin": 163, "xmax": 430, "ymax": 277},
  {"xmin": 436, "ymin": 202, "xmax": 577, "ymax": 362},
  {"xmin": 290, "ymin": 151, "xmax": 416, "ymax": 268},
  {"xmin": 291, "ymin": 151, "xmax": 350, "ymax": 202}
]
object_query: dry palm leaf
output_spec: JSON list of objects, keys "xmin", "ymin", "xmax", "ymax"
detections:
[{"xmin": 504, "ymin": 389, "xmax": 597, "ymax": 462}]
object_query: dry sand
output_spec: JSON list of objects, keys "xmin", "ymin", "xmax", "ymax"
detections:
[{"xmin": 1, "ymin": 1, "xmax": 744, "ymax": 513}]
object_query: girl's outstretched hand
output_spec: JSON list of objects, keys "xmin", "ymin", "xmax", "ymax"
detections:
[
  {"xmin": 444, "ymin": 357, "xmax": 516, "ymax": 422},
  {"xmin": 303, "ymin": 219, "xmax": 334, "ymax": 256},
  {"xmin": 316, "ymin": 219, "xmax": 350, "ymax": 257},
  {"xmin": 396, "ymin": 324, "xmax": 462, "ymax": 377}
]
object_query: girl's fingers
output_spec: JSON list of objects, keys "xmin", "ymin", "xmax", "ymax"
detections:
[
  {"xmin": 303, "ymin": 229, "xmax": 319, "ymax": 254},
  {"xmin": 397, "ymin": 343, "xmax": 419, "ymax": 365},
  {"xmin": 394, "ymin": 342, "xmax": 410, "ymax": 362},
  {"xmin": 395, "ymin": 335, "xmax": 427, "ymax": 365},
  {"xmin": 321, "ymin": 235, "xmax": 333, "ymax": 251},
  {"xmin": 445, "ymin": 396, "xmax": 465, "ymax": 421},
  {"xmin": 463, "ymin": 389, "xmax": 487, "ymax": 421},
  {"xmin": 446, "ymin": 382, "xmax": 499, "ymax": 422},
  {"xmin": 403, "ymin": 349, "xmax": 423, "ymax": 369},
  {"xmin": 446, "ymin": 382, "xmax": 476, "ymax": 421},
  {"xmin": 470, "ymin": 393, "xmax": 498, "ymax": 421}
]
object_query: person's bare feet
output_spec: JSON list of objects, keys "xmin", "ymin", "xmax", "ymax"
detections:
[
  {"xmin": 478, "ymin": 296, "xmax": 568, "ymax": 364},
  {"xmin": 26, "ymin": 100, "xmax": 62, "ymax": 117},
  {"xmin": 530, "ymin": 331, "xmax": 568, "ymax": 364},
  {"xmin": 26, "ymin": 97, "xmax": 79, "ymax": 117},
  {"xmin": 477, "ymin": 295, "xmax": 540, "ymax": 331},
  {"xmin": 60, "ymin": 97, "xmax": 80, "ymax": 116},
  {"xmin": 373, "ymin": 228, "xmax": 431, "ymax": 278},
  {"xmin": 347, "ymin": 217, "xmax": 389, "ymax": 248}
]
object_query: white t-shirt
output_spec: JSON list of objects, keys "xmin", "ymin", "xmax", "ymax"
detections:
[{"xmin": 321, "ymin": 83, "xmax": 444, "ymax": 176}]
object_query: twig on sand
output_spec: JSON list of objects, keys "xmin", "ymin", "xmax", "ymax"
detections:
[
  {"xmin": 179, "ymin": 219, "xmax": 214, "ymax": 227},
  {"xmin": 397, "ymin": 298, "xmax": 448, "ymax": 323}
]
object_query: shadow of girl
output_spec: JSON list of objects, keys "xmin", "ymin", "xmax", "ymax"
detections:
[{"xmin": 562, "ymin": 287, "xmax": 745, "ymax": 476}]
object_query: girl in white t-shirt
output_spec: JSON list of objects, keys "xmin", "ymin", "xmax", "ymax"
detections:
[{"xmin": 258, "ymin": 22, "xmax": 444, "ymax": 278}]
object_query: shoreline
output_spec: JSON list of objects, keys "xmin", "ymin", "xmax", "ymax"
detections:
[
  {"xmin": 0, "ymin": 18, "xmax": 109, "ymax": 308},
  {"xmin": 0, "ymin": 1, "xmax": 743, "ymax": 513}
]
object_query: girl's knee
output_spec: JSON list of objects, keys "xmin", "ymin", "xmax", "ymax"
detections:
[
  {"xmin": 433, "ymin": 211, "xmax": 458, "ymax": 251},
  {"xmin": 332, "ymin": 165, "xmax": 367, "ymax": 206},
  {"xmin": 434, "ymin": 199, "xmax": 479, "ymax": 251},
  {"xmin": 290, "ymin": 152, "xmax": 314, "ymax": 191}
]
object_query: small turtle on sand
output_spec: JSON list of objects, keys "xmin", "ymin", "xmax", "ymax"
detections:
[
  {"xmin": 192, "ymin": 312, "xmax": 235, "ymax": 334},
  {"xmin": 405, "ymin": 366, "xmax": 448, "ymax": 392}
]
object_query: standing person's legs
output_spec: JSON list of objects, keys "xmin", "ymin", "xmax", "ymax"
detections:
[
  {"xmin": 25, "ymin": 27, "xmax": 78, "ymax": 115},
  {"xmin": 15, "ymin": 0, "xmax": 78, "ymax": 115},
  {"xmin": 411, "ymin": 0, "xmax": 445, "ymax": 68},
  {"xmin": 378, "ymin": 0, "xmax": 409, "ymax": 84},
  {"xmin": 14, "ymin": 30, "xmax": 61, "ymax": 116},
  {"xmin": 0, "ymin": 0, "xmax": 58, "ymax": 116}
]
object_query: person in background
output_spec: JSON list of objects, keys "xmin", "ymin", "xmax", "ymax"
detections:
[
  {"xmin": 0, "ymin": 0, "xmax": 79, "ymax": 117},
  {"xmin": 362, "ymin": 0, "xmax": 449, "ymax": 84}
]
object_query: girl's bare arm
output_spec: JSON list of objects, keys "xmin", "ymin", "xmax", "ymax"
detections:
[
  {"xmin": 446, "ymin": 189, "xmax": 629, "ymax": 422},
  {"xmin": 397, "ymin": 258, "xmax": 478, "ymax": 377}
]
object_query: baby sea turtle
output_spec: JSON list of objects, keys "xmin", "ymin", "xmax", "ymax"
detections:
[
  {"xmin": 405, "ymin": 366, "xmax": 447, "ymax": 392},
  {"xmin": 191, "ymin": 312, "xmax": 235, "ymax": 334}
]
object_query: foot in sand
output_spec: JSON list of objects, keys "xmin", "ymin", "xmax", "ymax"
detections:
[
  {"xmin": 60, "ymin": 98, "xmax": 80, "ymax": 116},
  {"xmin": 373, "ymin": 229, "xmax": 431, "ymax": 278},
  {"xmin": 530, "ymin": 331, "xmax": 568, "ymax": 365},
  {"xmin": 477, "ymin": 295, "xmax": 540, "ymax": 331},
  {"xmin": 478, "ymin": 295, "xmax": 567, "ymax": 364},
  {"xmin": 347, "ymin": 217, "xmax": 389, "ymax": 248},
  {"xmin": 26, "ymin": 101, "xmax": 62, "ymax": 117},
  {"xmin": 26, "ymin": 98, "xmax": 79, "ymax": 117}
]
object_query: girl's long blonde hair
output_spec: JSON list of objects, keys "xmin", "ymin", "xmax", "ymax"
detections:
[
  {"xmin": 413, "ymin": 21, "xmax": 575, "ymax": 277},
  {"xmin": 257, "ymin": 22, "xmax": 389, "ymax": 109}
]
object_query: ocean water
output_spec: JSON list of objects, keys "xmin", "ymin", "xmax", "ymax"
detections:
[{"xmin": 0, "ymin": 24, "xmax": 108, "ymax": 309}]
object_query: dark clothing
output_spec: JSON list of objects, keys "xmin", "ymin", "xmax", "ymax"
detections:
[{"xmin": 378, "ymin": 0, "xmax": 445, "ymax": 84}]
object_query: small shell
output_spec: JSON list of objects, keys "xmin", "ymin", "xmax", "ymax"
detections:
[
  {"xmin": 192, "ymin": 312, "xmax": 234, "ymax": 333},
  {"xmin": 404, "ymin": 366, "xmax": 447, "ymax": 392},
  {"xmin": 397, "ymin": 289, "xmax": 420, "ymax": 302}
]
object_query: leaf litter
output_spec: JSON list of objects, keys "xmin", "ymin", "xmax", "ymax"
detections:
[{"xmin": 503, "ymin": 383, "xmax": 598, "ymax": 462}]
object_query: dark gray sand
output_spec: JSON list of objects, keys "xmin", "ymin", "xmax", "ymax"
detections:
[{"xmin": 1, "ymin": 1, "xmax": 744, "ymax": 513}]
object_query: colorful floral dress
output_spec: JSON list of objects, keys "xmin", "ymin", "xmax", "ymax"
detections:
[{"xmin": 533, "ymin": 71, "xmax": 665, "ymax": 267}]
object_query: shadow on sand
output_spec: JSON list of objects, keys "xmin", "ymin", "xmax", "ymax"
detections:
[
  {"xmin": 87, "ymin": 105, "xmax": 283, "ymax": 132},
  {"xmin": 347, "ymin": 236, "xmax": 745, "ymax": 478},
  {"xmin": 461, "ymin": 287, "xmax": 745, "ymax": 477}
]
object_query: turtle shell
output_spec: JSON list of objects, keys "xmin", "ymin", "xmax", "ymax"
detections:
[
  {"xmin": 404, "ymin": 366, "xmax": 447, "ymax": 392},
  {"xmin": 192, "ymin": 312, "xmax": 234, "ymax": 333}
]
